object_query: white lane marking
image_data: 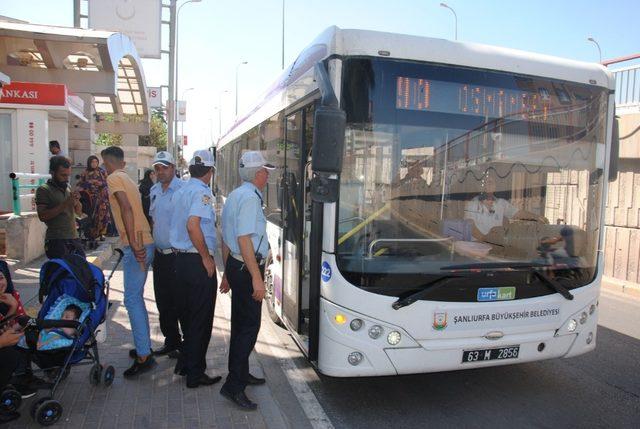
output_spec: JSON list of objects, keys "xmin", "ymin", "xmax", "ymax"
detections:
[{"xmin": 259, "ymin": 313, "xmax": 335, "ymax": 429}]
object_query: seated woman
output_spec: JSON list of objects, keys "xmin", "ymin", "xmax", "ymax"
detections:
[
  {"xmin": 0, "ymin": 261, "xmax": 26, "ymax": 326},
  {"xmin": 464, "ymin": 173, "xmax": 547, "ymax": 241}
]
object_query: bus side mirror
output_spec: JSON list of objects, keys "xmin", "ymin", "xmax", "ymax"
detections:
[
  {"xmin": 608, "ymin": 115, "xmax": 619, "ymax": 182},
  {"xmin": 311, "ymin": 106, "xmax": 346, "ymax": 174},
  {"xmin": 310, "ymin": 106, "xmax": 345, "ymax": 203}
]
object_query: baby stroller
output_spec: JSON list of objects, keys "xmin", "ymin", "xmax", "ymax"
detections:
[{"xmin": 8, "ymin": 251, "xmax": 123, "ymax": 426}]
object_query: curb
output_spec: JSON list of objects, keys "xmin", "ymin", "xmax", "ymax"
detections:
[
  {"xmin": 86, "ymin": 237, "xmax": 118, "ymax": 269},
  {"xmin": 601, "ymin": 276, "xmax": 640, "ymax": 299}
]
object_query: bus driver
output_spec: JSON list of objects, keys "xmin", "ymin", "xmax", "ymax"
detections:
[{"xmin": 464, "ymin": 172, "xmax": 547, "ymax": 241}]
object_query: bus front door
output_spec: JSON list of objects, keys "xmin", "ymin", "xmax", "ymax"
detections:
[{"xmin": 282, "ymin": 112, "xmax": 303, "ymax": 335}]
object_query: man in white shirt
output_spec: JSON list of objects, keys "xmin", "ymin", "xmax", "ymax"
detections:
[{"xmin": 464, "ymin": 173, "xmax": 546, "ymax": 241}]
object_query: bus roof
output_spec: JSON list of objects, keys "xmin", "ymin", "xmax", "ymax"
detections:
[{"xmin": 219, "ymin": 26, "xmax": 614, "ymax": 146}]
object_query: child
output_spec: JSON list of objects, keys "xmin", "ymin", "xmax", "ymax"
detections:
[{"xmin": 59, "ymin": 304, "xmax": 82, "ymax": 337}]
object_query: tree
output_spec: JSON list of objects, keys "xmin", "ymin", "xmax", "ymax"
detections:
[
  {"xmin": 95, "ymin": 109, "xmax": 167, "ymax": 149},
  {"xmin": 95, "ymin": 132, "xmax": 122, "ymax": 146},
  {"xmin": 139, "ymin": 108, "xmax": 168, "ymax": 150}
]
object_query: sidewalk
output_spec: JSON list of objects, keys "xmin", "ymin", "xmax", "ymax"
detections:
[{"xmin": 5, "ymin": 249, "xmax": 313, "ymax": 429}]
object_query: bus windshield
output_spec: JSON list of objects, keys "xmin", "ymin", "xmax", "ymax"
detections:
[{"xmin": 336, "ymin": 57, "xmax": 609, "ymax": 301}]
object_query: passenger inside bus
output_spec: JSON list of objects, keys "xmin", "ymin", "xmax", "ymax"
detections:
[{"xmin": 464, "ymin": 172, "xmax": 547, "ymax": 242}]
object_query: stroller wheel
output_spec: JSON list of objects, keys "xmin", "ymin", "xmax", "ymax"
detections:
[
  {"xmin": 103, "ymin": 366, "xmax": 115, "ymax": 387},
  {"xmin": 0, "ymin": 387, "xmax": 22, "ymax": 413},
  {"xmin": 30, "ymin": 397, "xmax": 50, "ymax": 420},
  {"xmin": 35, "ymin": 399, "xmax": 63, "ymax": 426},
  {"xmin": 89, "ymin": 363, "xmax": 103, "ymax": 386}
]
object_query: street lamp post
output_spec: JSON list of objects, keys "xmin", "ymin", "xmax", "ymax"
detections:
[
  {"xmin": 174, "ymin": 0, "xmax": 202, "ymax": 160},
  {"xmin": 235, "ymin": 61, "xmax": 248, "ymax": 118},
  {"xmin": 440, "ymin": 2, "xmax": 458, "ymax": 41},
  {"xmin": 587, "ymin": 37, "xmax": 602, "ymax": 63}
]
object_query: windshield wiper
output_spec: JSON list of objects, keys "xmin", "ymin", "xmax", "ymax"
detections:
[
  {"xmin": 533, "ymin": 270, "xmax": 574, "ymax": 300},
  {"xmin": 441, "ymin": 262, "xmax": 574, "ymax": 300},
  {"xmin": 392, "ymin": 276, "xmax": 457, "ymax": 310}
]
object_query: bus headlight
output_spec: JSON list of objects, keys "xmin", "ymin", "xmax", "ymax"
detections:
[
  {"xmin": 589, "ymin": 304, "xmax": 596, "ymax": 315},
  {"xmin": 350, "ymin": 318, "xmax": 363, "ymax": 331},
  {"xmin": 368, "ymin": 325, "xmax": 383, "ymax": 339},
  {"xmin": 348, "ymin": 352, "xmax": 363, "ymax": 366},
  {"xmin": 586, "ymin": 332, "xmax": 594, "ymax": 344},
  {"xmin": 387, "ymin": 331, "xmax": 402, "ymax": 345},
  {"xmin": 567, "ymin": 319, "xmax": 577, "ymax": 332},
  {"xmin": 579, "ymin": 312, "xmax": 588, "ymax": 325}
]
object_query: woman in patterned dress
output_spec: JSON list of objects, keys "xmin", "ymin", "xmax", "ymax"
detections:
[{"xmin": 76, "ymin": 155, "xmax": 111, "ymax": 240}]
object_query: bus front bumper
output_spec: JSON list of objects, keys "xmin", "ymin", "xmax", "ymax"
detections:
[{"xmin": 317, "ymin": 298, "xmax": 598, "ymax": 377}]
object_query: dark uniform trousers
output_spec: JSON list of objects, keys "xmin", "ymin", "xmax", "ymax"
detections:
[
  {"xmin": 175, "ymin": 253, "xmax": 217, "ymax": 383},
  {"xmin": 44, "ymin": 239, "xmax": 86, "ymax": 260},
  {"xmin": 152, "ymin": 252, "xmax": 183, "ymax": 348},
  {"xmin": 222, "ymin": 256, "xmax": 264, "ymax": 394}
]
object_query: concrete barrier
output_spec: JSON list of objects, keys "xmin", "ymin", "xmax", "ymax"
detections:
[{"xmin": 3, "ymin": 212, "xmax": 47, "ymax": 263}]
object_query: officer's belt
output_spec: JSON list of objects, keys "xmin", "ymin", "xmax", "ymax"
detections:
[
  {"xmin": 173, "ymin": 247, "xmax": 215, "ymax": 257},
  {"xmin": 231, "ymin": 253, "xmax": 265, "ymax": 266},
  {"xmin": 156, "ymin": 248, "xmax": 174, "ymax": 255}
]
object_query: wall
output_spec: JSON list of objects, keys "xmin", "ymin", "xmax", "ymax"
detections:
[{"xmin": 603, "ymin": 113, "xmax": 640, "ymax": 287}]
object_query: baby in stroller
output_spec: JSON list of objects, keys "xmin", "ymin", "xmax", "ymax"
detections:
[{"xmin": 2, "ymin": 252, "xmax": 122, "ymax": 426}]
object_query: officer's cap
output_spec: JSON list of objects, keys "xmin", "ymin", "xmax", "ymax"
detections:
[
  {"xmin": 239, "ymin": 151, "xmax": 275, "ymax": 170},
  {"xmin": 189, "ymin": 150, "xmax": 215, "ymax": 168},
  {"xmin": 152, "ymin": 151, "xmax": 175, "ymax": 167}
]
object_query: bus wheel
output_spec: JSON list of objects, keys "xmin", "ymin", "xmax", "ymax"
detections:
[{"xmin": 264, "ymin": 259, "xmax": 284, "ymax": 327}]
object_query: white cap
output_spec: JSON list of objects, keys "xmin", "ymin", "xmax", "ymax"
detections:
[
  {"xmin": 239, "ymin": 151, "xmax": 275, "ymax": 170},
  {"xmin": 189, "ymin": 149, "xmax": 215, "ymax": 167},
  {"xmin": 152, "ymin": 151, "xmax": 175, "ymax": 166}
]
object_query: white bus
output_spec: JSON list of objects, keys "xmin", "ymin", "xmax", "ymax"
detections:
[{"xmin": 216, "ymin": 27, "xmax": 618, "ymax": 377}]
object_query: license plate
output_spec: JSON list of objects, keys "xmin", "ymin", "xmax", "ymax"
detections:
[{"xmin": 462, "ymin": 345, "xmax": 520, "ymax": 363}]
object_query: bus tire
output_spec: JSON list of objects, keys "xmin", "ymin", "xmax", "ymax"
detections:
[{"xmin": 264, "ymin": 257, "xmax": 284, "ymax": 327}]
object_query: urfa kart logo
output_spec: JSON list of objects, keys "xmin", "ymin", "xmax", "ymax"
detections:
[
  {"xmin": 0, "ymin": 89, "xmax": 38, "ymax": 99},
  {"xmin": 433, "ymin": 312, "xmax": 448, "ymax": 330}
]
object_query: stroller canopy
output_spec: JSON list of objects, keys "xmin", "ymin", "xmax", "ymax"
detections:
[{"xmin": 39, "ymin": 255, "xmax": 105, "ymax": 304}]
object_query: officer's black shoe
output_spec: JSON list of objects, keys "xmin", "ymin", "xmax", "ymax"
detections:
[
  {"xmin": 186, "ymin": 374, "xmax": 222, "ymax": 388},
  {"xmin": 129, "ymin": 348, "xmax": 153, "ymax": 359},
  {"xmin": 123, "ymin": 356, "xmax": 157, "ymax": 378},
  {"xmin": 220, "ymin": 387, "xmax": 258, "ymax": 411},
  {"xmin": 154, "ymin": 344, "xmax": 179, "ymax": 356},
  {"xmin": 247, "ymin": 374, "xmax": 266, "ymax": 385}
]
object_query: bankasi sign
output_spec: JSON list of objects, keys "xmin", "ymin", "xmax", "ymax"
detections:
[{"xmin": 0, "ymin": 82, "xmax": 66, "ymax": 106}]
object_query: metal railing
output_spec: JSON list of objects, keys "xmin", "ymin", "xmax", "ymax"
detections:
[
  {"xmin": 9, "ymin": 172, "xmax": 51, "ymax": 215},
  {"xmin": 612, "ymin": 64, "xmax": 640, "ymax": 107}
]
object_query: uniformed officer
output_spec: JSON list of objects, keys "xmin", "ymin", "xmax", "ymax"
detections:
[
  {"xmin": 219, "ymin": 151, "xmax": 274, "ymax": 410},
  {"xmin": 149, "ymin": 151, "xmax": 184, "ymax": 357},
  {"xmin": 169, "ymin": 150, "xmax": 221, "ymax": 388}
]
